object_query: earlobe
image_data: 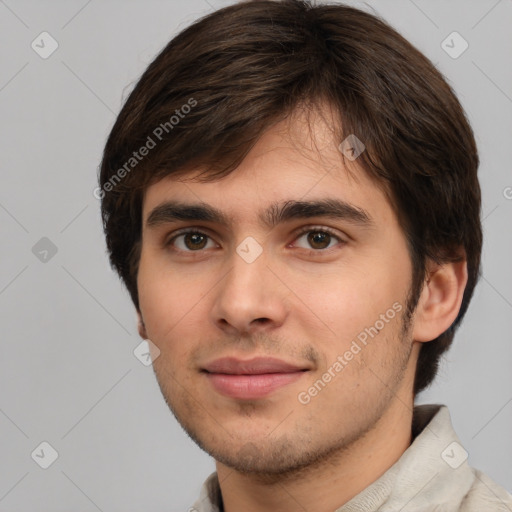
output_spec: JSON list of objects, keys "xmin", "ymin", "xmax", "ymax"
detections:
[
  {"xmin": 412, "ymin": 257, "xmax": 468, "ymax": 343},
  {"xmin": 137, "ymin": 311, "xmax": 148, "ymax": 339}
]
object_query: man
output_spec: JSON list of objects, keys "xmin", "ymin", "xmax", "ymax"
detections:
[{"xmin": 98, "ymin": 0, "xmax": 512, "ymax": 510}]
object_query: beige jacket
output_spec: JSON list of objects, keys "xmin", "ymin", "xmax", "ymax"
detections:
[{"xmin": 190, "ymin": 404, "xmax": 512, "ymax": 511}]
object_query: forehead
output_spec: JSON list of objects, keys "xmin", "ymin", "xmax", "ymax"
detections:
[{"xmin": 142, "ymin": 107, "xmax": 393, "ymax": 227}]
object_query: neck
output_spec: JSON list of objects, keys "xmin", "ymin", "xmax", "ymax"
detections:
[{"xmin": 216, "ymin": 394, "xmax": 414, "ymax": 512}]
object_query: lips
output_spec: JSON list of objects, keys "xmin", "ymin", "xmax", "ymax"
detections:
[
  {"xmin": 203, "ymin": 357, "xmax": 307, "ymax": 375},
  {"xmin": 202, "ymin": 357, "xmax": 309, "ymax": 400}
]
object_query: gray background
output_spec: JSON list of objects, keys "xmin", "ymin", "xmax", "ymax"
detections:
[{"xmin": 0, "ymin": 0, "xmax": 511, "ymax": 510}]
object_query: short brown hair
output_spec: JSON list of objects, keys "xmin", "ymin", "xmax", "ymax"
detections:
[{"xmin": 99, "ymin": 0, "xmax": 482, "ymax": 395}]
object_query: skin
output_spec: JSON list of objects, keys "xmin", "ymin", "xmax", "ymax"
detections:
[{"xmin": 136, "ymin": 106, "xmax": 468, "ymax": 512}]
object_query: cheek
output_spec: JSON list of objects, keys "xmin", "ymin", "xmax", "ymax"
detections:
[
  {"xmin": 290, "ymin": 257, "xmax": 408, "ymax": 352},
  {"xmin": 137, "ymin": 256, "xmax": 209, "ymax": 345}
]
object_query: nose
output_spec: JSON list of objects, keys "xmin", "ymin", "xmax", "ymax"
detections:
[{"xmin": 210, "ymin": 245, "xmax": 288, "ymax": 336}]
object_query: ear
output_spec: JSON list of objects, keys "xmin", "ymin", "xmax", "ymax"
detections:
[
  {"xmin": 412, "ymin": 255, "xmax": 468, "ymax": 343},
  {"xmin": 137, "ymin": 310, "xmax": 148, "ymax": 339}
]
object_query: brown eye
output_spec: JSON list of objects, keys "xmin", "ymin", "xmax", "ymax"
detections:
[
  {"xmin": 294, "ymin": 228, "xmax": 343, "ymax": 252},
  {"xmin": 293, "ymin": 227, "xmax": 345, "ymax": 252},
  {"xmin": 170, "ymin": 231, "xmax": 215, "ymax": 251},
  {"xmin": 307, "ymin": 231, "xmax": 332, "ymax": 249},
  {"xmin": 184, "ymin": 233, "xmax": 208, "ymax": 250}
]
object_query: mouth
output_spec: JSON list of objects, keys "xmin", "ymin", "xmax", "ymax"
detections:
[{"xmin": 201, "ymin": 357, "xmax": 310, "ymax": 400}]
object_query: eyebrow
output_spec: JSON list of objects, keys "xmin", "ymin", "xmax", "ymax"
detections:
[{"xmin": 145, "ymin": 198, "xmax": 374, "ymax": 230}]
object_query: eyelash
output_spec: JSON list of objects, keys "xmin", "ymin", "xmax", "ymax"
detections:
[
  {"xmin": 165, "ymin": 226, "xmax": 346, "ymax": 254},
  {"xmin": 291, "ymin": 226, "xmax": 345, "ymax": 251}
]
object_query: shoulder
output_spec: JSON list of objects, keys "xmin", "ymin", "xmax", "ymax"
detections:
[{"xmin": 459, "ymin": 469, "xmax": 512, "ymax": 512}]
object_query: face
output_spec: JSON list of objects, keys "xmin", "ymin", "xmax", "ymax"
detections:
[{"xmin": 137, "ymin": 108, "xmax": 418, "ymax": 475}]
